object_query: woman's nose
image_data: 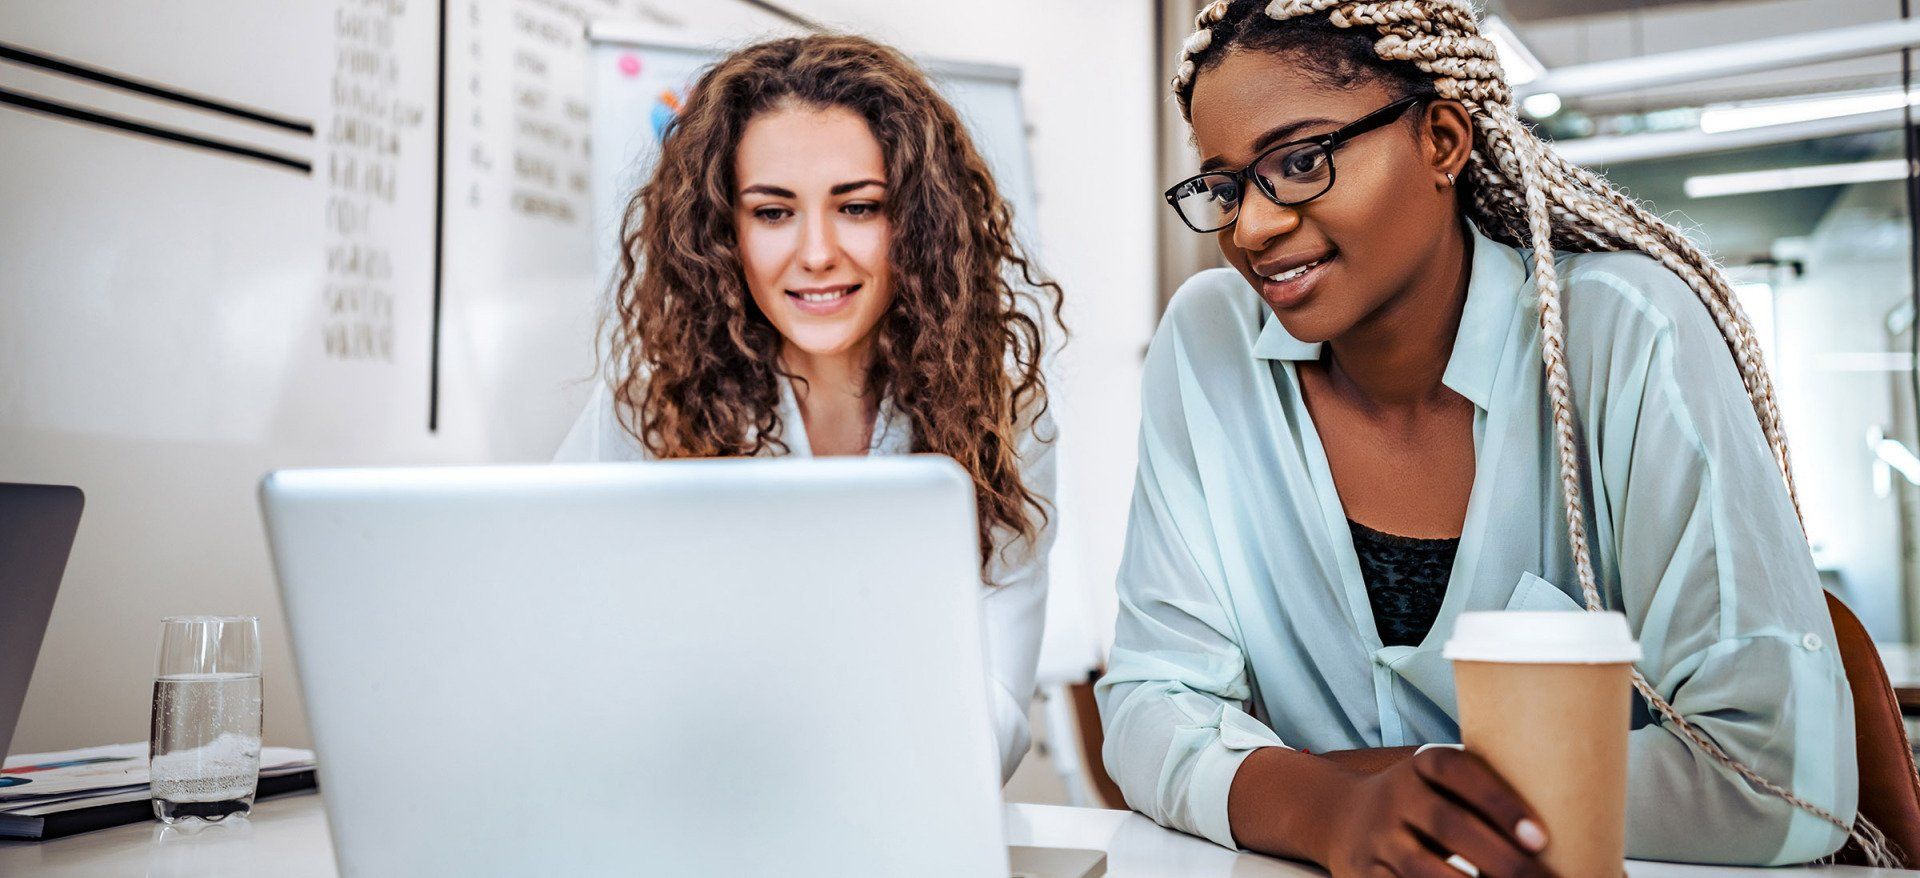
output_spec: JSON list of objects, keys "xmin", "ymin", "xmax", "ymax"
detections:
[{"xmin": 1231, "ymin": 195, "xmax": 1302, "ymax": 254}]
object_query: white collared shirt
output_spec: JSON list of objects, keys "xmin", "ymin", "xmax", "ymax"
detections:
[
  {"xmin": 555, "ymin": 375, "xmax": 1056, "ymax": 783},
  {"xmin": 1097, "ymin": 225, "xmax": 1855, "ymax": 865}
]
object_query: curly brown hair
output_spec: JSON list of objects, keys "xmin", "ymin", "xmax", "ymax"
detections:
[{"xmin": 607, "ymin": 34, "xmax": 1063, "ymax": 567}]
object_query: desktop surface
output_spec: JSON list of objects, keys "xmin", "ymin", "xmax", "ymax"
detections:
[{"xmin": 4, "ymin": 793, "xmax": 1911, "ymax": 878}]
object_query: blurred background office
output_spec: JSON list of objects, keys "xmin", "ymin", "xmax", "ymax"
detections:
[{"xmin": 8, "ymin": 0, "xmax": 1920, "ymax": 808}]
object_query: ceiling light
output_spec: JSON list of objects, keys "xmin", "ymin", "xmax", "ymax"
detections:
[
  {"xmin": 1683, "ymin": 159, "xmax": 1907, "ymax": 199},
  {"xmin": 1520, "ymin": 19, "xmax": 1920, "ymax": 101},
  {"xmin": 1554, "ymin": 108, "xmax": 1908, "ymax": 166},
  {"xmin": 1521, "ymin": 92, "xmax": 1562, "ymax": 118},
  {"xmin": 1483, "ymin": 17, "xmax": 1545, "ymax": 88},
  {"xmin": 1700, "ymin": 89, "xmax": 1915, "ymax": 134}
]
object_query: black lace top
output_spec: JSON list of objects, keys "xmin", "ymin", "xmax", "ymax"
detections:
[{"xmin": 1348, "ymin": 519, "xmax": 1457, "ymax": 648}]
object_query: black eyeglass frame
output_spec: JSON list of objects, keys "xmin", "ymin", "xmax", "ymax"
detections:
[{"xmin": 1163, "ymin": 94, "xmax": 1431, "ymax": 233}]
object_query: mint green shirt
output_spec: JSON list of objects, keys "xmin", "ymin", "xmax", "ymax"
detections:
[{"xmin": 1096, "ymin": 225, "xmax": 1856, "ymax": 865}]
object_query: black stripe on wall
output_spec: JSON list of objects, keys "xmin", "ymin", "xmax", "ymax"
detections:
[
  {"xmin": 0, "ymin": 42, "xmax": 314, "ymax": 136},
  {"xmin": 0, "ymin": 86, "xmax": 311, "ymax": 174}
]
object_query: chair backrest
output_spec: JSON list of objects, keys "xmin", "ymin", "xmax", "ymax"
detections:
[
  {"xmin": 1825, "ymin": 591, "xmax": 1920, "ymax": 867},
  {"xmin": 1067, "ymin": 673, "xmax": 1126, "ymax": 809}
]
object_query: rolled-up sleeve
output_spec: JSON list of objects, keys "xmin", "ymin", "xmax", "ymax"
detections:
[
  {"xmin": 1096, "ymin": 312, "xmax": 1285, "ymax": 849},
  {"xmin": 1580, "ymin": 265, "xmax": 1856, "ymax": 865}
]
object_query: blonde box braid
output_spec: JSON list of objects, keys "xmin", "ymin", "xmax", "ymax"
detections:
[{"xmin": 1174, "ymin": 0, "xmax": 1886, "ymax": 863}]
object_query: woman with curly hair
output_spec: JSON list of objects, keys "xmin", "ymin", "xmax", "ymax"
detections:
[
  {"xmin": 555, "ymin": 34, "xmax": 1062, "ymax": 783},
  {"xmin": 1098, "ymin": 0, "xmax": 1869, "ymax": 872}
]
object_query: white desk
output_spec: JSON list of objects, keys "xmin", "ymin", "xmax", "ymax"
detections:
[{"xmin": 0, "ymin": 792, "xmax": 1909, "ymax": 876}]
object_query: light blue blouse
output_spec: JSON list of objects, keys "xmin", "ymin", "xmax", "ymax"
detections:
[{"xmin": 1096, "ymin": 224, "xmax": 1856, "ymax": 865}]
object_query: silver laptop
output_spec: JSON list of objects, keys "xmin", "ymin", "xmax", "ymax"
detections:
[
  {"xmin": 259, "ymin": 458, "xmax": 1012, "ymax": 877},
  {"xmin": 0, "ymin": 483, "xmax": 83, "ymax": 764}
]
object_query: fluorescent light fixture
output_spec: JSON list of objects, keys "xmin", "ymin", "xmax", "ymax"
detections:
[
  {"xmin": 1521, "ymin": 92, "xmax": 1562, "ymax": 119},
  {"xmin": 1700, "ymin": 88, "xmax": 1916, "ymax": 134},
  {"xmin": 1683, "ymin": 159, "xmax": 1906, "ymax": 199},
  {"xmin": 1554, "ymin": 108, "xmax": 1908, "ymax": 166},
  {"xmin": 1520, "ymin": 19, "xmax": 1920, "ymax": 101},
  {"xmin": 1559, "ymin": 86, "xmax": 1920, "ymax": 166},
  {"xmin": 1483, "ymin": 16, "xmax": 1544, "ymax": 88}
]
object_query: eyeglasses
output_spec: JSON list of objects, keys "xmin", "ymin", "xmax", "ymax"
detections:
[{"xmin": 1164, "ymin": 95, "xmax": 1428, "ymax": 234}]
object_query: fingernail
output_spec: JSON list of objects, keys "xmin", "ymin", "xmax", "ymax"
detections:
[{"xmin": 1516, "ymin": 819, "xmax": 1548, "ymax": 852}]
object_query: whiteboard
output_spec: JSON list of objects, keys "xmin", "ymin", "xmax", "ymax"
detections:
[
  {"xmin": 0, "ymin": 0, "xmax": 798, "ymax": 752},
  {"xmin": 0, "ymin": 1, "xmax": 433, "ymax": 449},
  {"xmin": 585, "ymin": 22, "xmax": 1041, "ymax": 293}
]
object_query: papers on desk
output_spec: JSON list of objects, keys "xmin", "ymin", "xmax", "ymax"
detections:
[{"xmin": 1, "ymin": 743, "xmax": 316, "ymax": 839}]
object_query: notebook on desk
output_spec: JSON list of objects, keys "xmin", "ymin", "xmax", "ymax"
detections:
[{"xmin": 0, "ymin": 764, "xmax": 316, "ymax": 840}]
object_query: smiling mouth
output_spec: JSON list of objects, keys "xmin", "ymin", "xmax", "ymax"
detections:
[
  {"xmin": 1258, "ymin": 256, "xmax": 1330, "ymax": 283},
  {"xmin": 787, "ymin": 284, "xmax": 860, "ymax": 303}
]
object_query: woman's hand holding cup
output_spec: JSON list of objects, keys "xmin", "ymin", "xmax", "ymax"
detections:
[{"xmin": 1325, "ymin": 746, "xmax": 1553, "ymax": 878}]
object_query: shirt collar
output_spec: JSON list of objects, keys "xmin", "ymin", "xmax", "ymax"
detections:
[{"xmin": 1251, "ymin": 222, "xmax": 1528, "ymax": 411}]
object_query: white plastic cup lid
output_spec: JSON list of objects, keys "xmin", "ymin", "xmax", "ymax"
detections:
[{"xmin": 1443, "ymin": 610, "xmax": 1642, "ymax": 664}]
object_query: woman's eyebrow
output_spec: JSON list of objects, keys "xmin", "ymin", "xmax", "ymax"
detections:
[
  {"xmin": 1200, "ymin": 117, "xmax": 1337, "ymax": 172},
  {"xmin": 830, "ymin": 179, "xmax": 886, "ymax": 195},
  {"xmin": 738, "ymin": 181, "xmax": 884, "ymax": 197}
]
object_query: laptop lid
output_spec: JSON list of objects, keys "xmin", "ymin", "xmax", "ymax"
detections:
[
  {"xmin": 260, "ymin": 457, "xmax": 1006, "ymax": 877},
  {"xmin": 0, "ymin": 483, "xmax": 84, "ymax": 762}
]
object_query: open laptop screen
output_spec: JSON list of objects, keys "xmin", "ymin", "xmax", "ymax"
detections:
[{"xmin": 0, "ymin": 483, "xmax": 83, "ymax": 762}]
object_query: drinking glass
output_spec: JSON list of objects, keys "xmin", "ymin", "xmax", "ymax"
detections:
[{"xmin": 150, "ymin": 615, "xmax": 262, "ymax": 823}]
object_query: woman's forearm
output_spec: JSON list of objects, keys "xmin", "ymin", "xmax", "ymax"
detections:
[
  {"xmin": 1318, "ymin": 745, "xmax": 1418, "ymax": 775},
  {"xmin": 1226, "ymin": 747, "xmax": 1361, "ymax": 864}
]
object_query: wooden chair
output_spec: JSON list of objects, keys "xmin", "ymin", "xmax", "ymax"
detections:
[
  {"xmin": 1065, "ymin": 670, "xmax": 1125, "ymax": 809},
  {"xmin": 1825, "ymin": 591, "xmax": 1920, "ymax": 867}
]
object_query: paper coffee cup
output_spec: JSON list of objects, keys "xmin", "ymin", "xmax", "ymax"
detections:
[{"xmin": 1445, "ymin": 611, "xmax": 1641, "ymax": 878}]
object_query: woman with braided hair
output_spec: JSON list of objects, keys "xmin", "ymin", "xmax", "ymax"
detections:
[
  {"xmin": 556, "ymin": 35, "xmax": 1062, "ymax": 783},
  {"xmin": 1096, "ymin": 0, "xmax": 1864, "ymax": 870}
]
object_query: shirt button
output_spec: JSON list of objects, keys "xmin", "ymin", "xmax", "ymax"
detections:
[{"xmin": 1802, "ymin": 633, "xmax": 1823, "ymax": 652}]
